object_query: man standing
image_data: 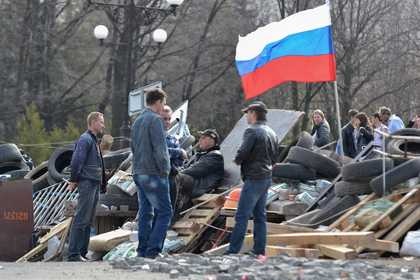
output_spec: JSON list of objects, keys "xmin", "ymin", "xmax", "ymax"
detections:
[
  {"xmin": 160, "ymin": 105, "xmax": 187, "ymax": 211},
  {"xmin": 379, "ymin": 106, "xmax": 404, "ymax": 134},
  {"xmin": 341, "ymin": 109, "xmax": 359, "ymax": 158},
  {"xmin": 227, "ymin": 101, "xmax": 278, "ymax": 256},
  {"xmin": 131, "ymin": 89, "xmax": 172, "ymax": 259},
  {"xmin": 67, "ymin": 112, "xmax": 106, "ymax": 261}
]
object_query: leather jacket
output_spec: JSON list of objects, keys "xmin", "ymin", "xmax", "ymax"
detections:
[{"xmin": 234, "ymin": 121, "xmax": 279, "ymax": 180}]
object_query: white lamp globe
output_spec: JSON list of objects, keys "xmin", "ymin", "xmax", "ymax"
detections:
[
  {"xmin": 152, "ymin": 29, "xmax": 168, "ymax": 43},
  {"xmin": 94, "ymin": 25, "xmax": 109, "ymax": 40},
  {"xmin": 167, "ymin": 0, "xmax": 184, "ymax": 6}
]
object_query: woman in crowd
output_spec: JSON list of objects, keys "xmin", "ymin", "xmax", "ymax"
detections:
[
  {"xmin": 311, "ymin": 109, "xmax": 331, "ymax": 148},
  {"xmin": 407, "ymin": 114, "xmax": 420, "ymax": 129},
  {"xmin": 354, "ymin": 112, "xmax": 374, "ymax": 153}
]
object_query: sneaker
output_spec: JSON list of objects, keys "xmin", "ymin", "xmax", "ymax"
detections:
[{"xmin": 67, "ymin": 256, "xmax": 87, "ymax": 262}]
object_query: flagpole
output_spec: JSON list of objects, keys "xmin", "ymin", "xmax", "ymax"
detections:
[
  {"xmin": 326, "ymin": 0, "xmax": 344, "ymax": 156},
  {"xmin": 333, "ymin": 81, "xmax": 344, "ymax": 156}
]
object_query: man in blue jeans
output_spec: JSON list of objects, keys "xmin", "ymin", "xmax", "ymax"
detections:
[
  {"xmin": 227, "ymin": 101, "xmax": 278, "ymax": 256},
  {"xmin": 131, "ymin": 89, "xmax": 172, "ymax": 258},
  {"xmin": 67, "ymin": 112, "xmax": 106, "ymax": 262}
]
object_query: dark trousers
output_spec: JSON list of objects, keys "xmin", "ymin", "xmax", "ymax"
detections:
[{"xmin": 68, "ymin": 179, "xmax": 99, "ymax": 260}]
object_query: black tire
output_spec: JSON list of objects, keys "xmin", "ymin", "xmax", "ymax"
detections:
[
  {"xmin": 99, "ymin": 193, "xmax": 138, "ymax": 211},
  {"xmin": 370, "ymin": 158, "xmax": 420, "ymax": 196},
  {"xmin": 0, "ymin": 143, "xmax": 23, "ymax": 163},
  {"xmin": 48, "ymin": 145, "xmax": 74, "ymax": 183},
  {"xmin": 341, "ymin": 158, "xmax": 394, "ymax": 181},
  {"xmin": 317, "ymin": 150, "xmax": 352, "ymax": 166},
  {"xmin": 387, "ymin": 138, "xmax": 420, "ymax": 157},
  {"xmin": 103, "ymin": 148, "xmax": 131, "ymax": 170},
  {"xmin": 0, "ymin": 161, "xmax": 29, "ymax": 174},
  {"xmin": 296, "ymin": 131, "xmax": 314, "ymax": 150},
  {"xmin": 272, "ymin": 163, "xmax": 317, "ymax": 181},
  {"xmin": 309, "ymin": 195, "xmax": 360, "ymax": 225},
  {"xmin": 335, "ymin": 180, "xmax": 372, "ymax": 196},
  {"xmin": 391, "ymin": 128, "xmax": 420, "ymax": 137},
  {"xmin": 25, "ymin": 161, "xmax": 49, "ymax": 192},
  {"xmin": 286, "ymin": 146, "xmax": 341, "ymax": 178}
]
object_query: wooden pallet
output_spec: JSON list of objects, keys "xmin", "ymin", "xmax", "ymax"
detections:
[{"xmin": 172, "ymin": 194, "xmax": 224, "ymax": 252}]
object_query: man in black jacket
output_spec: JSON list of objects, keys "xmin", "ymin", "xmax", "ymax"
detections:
[
  {"xmin": 173, "ymin": 129, "xmax": 224, "ymax": 217},
  {"xmin": 341, "ymin": 109, "xmax": 359, "ymax": 158},
  {"xmin": 226, "ymin": 101, "xmax": 278, "ymax": 256}
]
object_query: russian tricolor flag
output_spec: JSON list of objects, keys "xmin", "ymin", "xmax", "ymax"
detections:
[{"xmin": 236, "ymin": 4, "xmax": 336, "ymax": 100}]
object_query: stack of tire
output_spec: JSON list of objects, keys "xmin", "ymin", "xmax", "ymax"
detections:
[
  {"xmin": 273, "ymin": 131, "xmax": 341, "ymax": 181},
  {"xmin": 335, "ymin": 158, "xmax": 394, "ymax": 197},
  {"xmin": 0, "ymin": 143, "xmax": 31, "ymax": 180}
]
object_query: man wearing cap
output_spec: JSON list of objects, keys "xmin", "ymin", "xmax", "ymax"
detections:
[
  {"xmin": 173, "ymin": 129, "xmax": 224, "ymax": 218},
  {"xmin": 227, "ymin": 101, "xmax": 278, "ymax": 256}
]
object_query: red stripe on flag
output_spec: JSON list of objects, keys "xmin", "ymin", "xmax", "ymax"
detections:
[{"xmin": 241, "ymin": 54, "xmax": 336, "ymax": 100}]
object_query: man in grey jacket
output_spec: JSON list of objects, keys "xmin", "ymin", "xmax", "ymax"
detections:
[
  {"xmin": 131, "ymin": 89, "xmax": 172, "ymax": 259},
  {"xmin": 227, "ymin": 101, "xmax": 278, "ymax": 256}
]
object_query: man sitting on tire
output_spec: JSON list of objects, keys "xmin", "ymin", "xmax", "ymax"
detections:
[{"xmin": 173, "ymin": 129, "xmax": 224, "ymax": 218}]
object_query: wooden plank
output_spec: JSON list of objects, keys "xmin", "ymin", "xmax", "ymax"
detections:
[
  {"xmin": 383, "ymin": 205, "xmax": 420, "ymax": 243},
  {"xmin": 360, "ymin": 188, "xmax": 418, "ymax": 233},
  {"xmin": 375, "ymin": 203, "xmax": 419, "ymax": 239},
  {"xmin": 266, "ymin": 232, "xmax": 376, "ymax": 247},
  {"xmin": 38, "ymin": 218, "xmax": 72, "ymax": 244},
  {"xmin": 266, "ymin": 245, "xmax": 320, "ymax": 258},
  {"xmin": 329, "ymin": 193, "xmax": 377, "ymax": 230},
  {"xmin": 316, "ymin": 245, "xmax": 357, "ymax": 260},
  {"xmin": 189, "ymin": 209, "xmax": 214, "ymax": 217},
  {"xmin": 44, "ymin": 217, "xmax": 73, "ymax": 262},
  {"xmin": 16, "ymin": 243, "xmax": 47, "ymax": 263},
  {"xmin": 361, "ymin": 240, "xmax": 399, "ymax": 253},
  {"xmin": 225, "ymin": 217, "xmax": 315, "ymax": 234}
]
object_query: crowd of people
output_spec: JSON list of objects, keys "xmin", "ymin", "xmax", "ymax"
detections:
[
  {"xmin": 311, "ymin": 106, "xmax": 420, "ymax": 158},
  {"xmin": 63, "ymin": 90, "xmax": 420, "ymax": 261}
]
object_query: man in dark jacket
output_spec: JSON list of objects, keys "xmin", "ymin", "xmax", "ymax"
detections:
[
  {"xmin": 174, "ymin": 129, "xmax": 224, "ymax": 216},
  {"xmin": 227, "ymin": 101, "xmax": 278, "ymax": 256},
  {"xmin": 67, "ymin": 112, "xmax": 106, "ymax": 262},
  {"xmin": 341, "ymin": 109, "xmax": 359, "ymax": 158},
  {"xmin": 131, "ymin": 89, "xmax": 172, "ymax": 259}
]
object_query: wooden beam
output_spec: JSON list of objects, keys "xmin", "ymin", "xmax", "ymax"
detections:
[
  {"xmin": 316, "ymin": 245, "xmax": 357, "ymax": 260},
  {"xmin": 383, "ymin": 205, "xmax": 420, "ymax": 243},
  {"xmin": 266, "ymin": 232, "xmax": 376, "ymax": 247},
  {"xmin": 16, "ymin": 243, "xmax": 48, "ymax": 263},
  {"xmin": 375, "ymin": 203, "xmax": 419, "ymax": 239},
  {"xmin": 266, "ymin": 245, "xmax": 320, "ymax": 258},
  {"xmin": 38, "ymin": 218, "xmax": 72, "ymax": 244},
  {"xmin": 225, "ymin": 217, "xmax": 315, "ymax": 234},
  {"xmin": 361, "ymin": 188, "xmax": 418, "ymax": 233},
  {"xmin": 329, "ymin": 193, "xmax": 377, "ymax": 230},
  {"xmin": 362, "ymin": 240, "xmax": 399, "ymax": 253}
]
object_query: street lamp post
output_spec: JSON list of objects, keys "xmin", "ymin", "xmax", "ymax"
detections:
[{"xmin": 90, "ymin": 0, "xmax": 183, "ymax": 146}]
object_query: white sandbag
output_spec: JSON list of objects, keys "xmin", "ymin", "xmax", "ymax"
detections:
[{"xmin": 400, "ymin": 230, "xmax": 420, "ymax": 257}]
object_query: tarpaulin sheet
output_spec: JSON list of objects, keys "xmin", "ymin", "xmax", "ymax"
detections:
[{"xmin": 220, "ymin": 109, "xmax": 304, "ymax": 186}]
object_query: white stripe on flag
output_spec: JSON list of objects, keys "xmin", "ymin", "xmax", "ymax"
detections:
[{"xmin": 236, "ymin": 4, "xmax": 331, "ymax": 61}]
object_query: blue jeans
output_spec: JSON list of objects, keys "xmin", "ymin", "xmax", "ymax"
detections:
[
  {"xmin": 134, "ymin": 174, "xmax": 173, "ymax": 258},
  {"xmin": 227, "ymin": 178, "xmax": 271, "ymax": 255},
  {"xmin": 68, "ymin": 179, "xmax": 99, "ymax": 259}
]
